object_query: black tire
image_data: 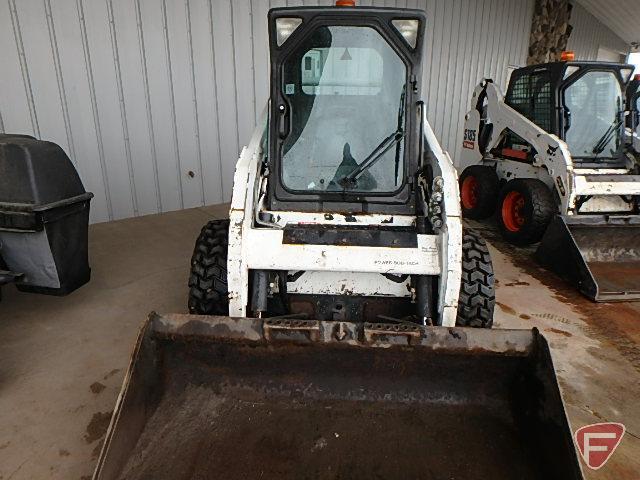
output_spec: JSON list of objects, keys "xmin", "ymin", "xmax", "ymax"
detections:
[
  {"xmin": 459, "ymin": 165, "xmax": 499, "ymax": 219},
  {"xmin": 497, "ymin": 178, "xmax": 554, "ymax": 245},
  {"xmin": 456, "ymin": 229, "xmax": 495, "ymax": 328},
  {"xmin": 188, "ymin": 219, "xmax": 230, "ymax": 315}
]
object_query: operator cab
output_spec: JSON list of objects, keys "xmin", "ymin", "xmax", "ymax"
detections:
[
  {"xmin": 266, "ymin": 6, "xmax": 426, "ymax": 214},
  {"xmin": 501, "ymin": 60, "xmax": 635, "ymax": 168},
  {"xmin": 628, "ymin": 74, "xmax": 640, "ymax": 131}
]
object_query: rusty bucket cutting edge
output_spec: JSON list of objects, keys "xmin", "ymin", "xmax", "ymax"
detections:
[
  {"xmin": 536, "ymin": 214, "xmax": 640, "ymax": 302},
  {"xmin": 93, "ymin": 313, "xmax": 583, "ymax": 480}
]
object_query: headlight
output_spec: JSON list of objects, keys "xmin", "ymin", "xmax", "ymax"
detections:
[
  {"xmin": 275, "ymin": 18, "xmax": 302, "ymax": 46},
  {"xmin": 620, "ymin": 67, "xmax": 634, "ymax": 84},
  {"xmin": 392, "ymin": 19, "xmax": 419, "ymax": 49}
]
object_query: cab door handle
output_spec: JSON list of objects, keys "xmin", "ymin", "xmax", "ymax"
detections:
[{"xmin": 278, "ymin": 104, "xmax": 289, "ymax": 139}]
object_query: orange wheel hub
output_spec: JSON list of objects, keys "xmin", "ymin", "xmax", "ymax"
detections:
[
  {"xmin": 461, "ymin": 176, "xmax": 479, "ymax": 210},
  {"xmin": 502, "ymin": 191, "xmax": 526, "ymax": 232}
]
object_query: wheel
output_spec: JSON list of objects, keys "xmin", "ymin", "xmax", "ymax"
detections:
[
  {"xmin": 456, "ymin": 229, "xmax": 495, "ymax": 328},
  {"xmin": 497, "ymin": 178, "xmax": 554, "ymax": 245},
  {"xmin": 188, "ymin": 219, "xmax": 229, "ymax": 315},
  {"xmin": 459, "ymin": 165, "xmax": 499, "ymax": 219}
]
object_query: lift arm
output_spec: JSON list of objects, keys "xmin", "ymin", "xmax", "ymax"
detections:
[{"xmin": 462, "ymin": 80, "xmax": 580, "ymax": 214}]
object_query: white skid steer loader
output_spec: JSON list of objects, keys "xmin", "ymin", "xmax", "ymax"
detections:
[
  {"xmin": 459, "ymin": 59, "xmax": 640, "ymax": 301},
  {"xmin": 187, "ymin": 10, "xmax": 496, "ymax": 328},
  {"xmin": 92, "ymin": 5, "xmax": 583, "ymax": 480}
]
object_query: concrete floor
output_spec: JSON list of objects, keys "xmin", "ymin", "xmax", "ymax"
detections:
[{"xmin": 0, "ymin": 206, "xmax": 639, "ymax": 479}]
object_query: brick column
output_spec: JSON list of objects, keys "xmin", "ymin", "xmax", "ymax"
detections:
[{"xmin": 527, "ymin": 0, "xmax": 573, "ymax": 65}]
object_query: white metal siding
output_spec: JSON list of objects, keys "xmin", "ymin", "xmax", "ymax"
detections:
[
  {"xmin": 573, "ymin": 0, "xmax": 640, "ymax": 47},
  {"xmin": 567, "ymin": 3, "xmax": 630, "ymax": 61},
  {"xmin": 0, "ymin": 0, "xmax": 536, "ymax": 222}
]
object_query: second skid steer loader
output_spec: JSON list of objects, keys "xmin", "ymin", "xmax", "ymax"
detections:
[
  {"xmin": 92, "ymin": 5, "xmax": 582, "ymax": 479},
  {"xmin": 459, "ymin": 58, "xmax": 640, "ymax": 301}
]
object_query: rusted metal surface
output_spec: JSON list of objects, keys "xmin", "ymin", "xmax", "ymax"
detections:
[
  {"xmin": 586, "ymin": 261, "xmax": 640, "ymax": 298},
  {"xmin": 94, "ymin": 314, "xmax": 582, "ymax": 480},
  {"xmin": 463, "ymin": 219, "xmax": 640, "ymax": 479},
  {"xmin": 363, "ymin": 321, "xmax": 423, "ymax": 344},
  {"xmin": 287, "ymin": 294, "xmax": 415, "ymax": 322},
  {"xmin": 536, "ymin": 216, "xmax": 640, "ymax": 301},
  {"xmin": 263, "ymin": 318, "xmax": 321, "ymax": 342}
]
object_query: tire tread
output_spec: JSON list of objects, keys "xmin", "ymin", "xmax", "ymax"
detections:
[
  {"xmin": 459, "ymin": 165, "xmax": 499, "ymax": 219},
  {"xmin": 497, "ymin": 178, "xmax": 555, "ymax": 245},
  {"xmin": 456, "ymin": 229, "xmax": 495, "ymax": 328},
  {"xmin": 188, "ymin": 219, "xmax": 230, "ymax": 315}
]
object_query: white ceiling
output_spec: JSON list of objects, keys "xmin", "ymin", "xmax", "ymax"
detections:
[{"xmin": 575, "ymin": 0, "xmax": 640, "ymax": 49}]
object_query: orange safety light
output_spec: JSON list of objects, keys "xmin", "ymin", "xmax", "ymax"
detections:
[
  {"xmin": 336, "ymin": 0, "xmax": 356, "ymax": 6},
  {"xmin": 560, "ymin": 51, "xmax": 575, "ymax": 61}
]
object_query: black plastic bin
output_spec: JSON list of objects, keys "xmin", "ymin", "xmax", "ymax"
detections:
[{"xmin": 0, "ymin": 134, "xmax": 93, "ymax": 295}]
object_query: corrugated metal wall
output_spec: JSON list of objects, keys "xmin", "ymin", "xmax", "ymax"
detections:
[
  {"xmin": 567, "ymin": 3, "xmax": 629, "ymax": 60},
  {"xmin": 2, "ymin": 0, "xmax": 535, "ymax": 222},
  {"xmin": 572, "ymin": 0, "xmax": 639, "ymax": 50}
]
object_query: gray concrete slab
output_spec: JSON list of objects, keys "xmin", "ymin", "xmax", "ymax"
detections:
[
  {"xmin": 472, "ymin": 222, "xmax": 640, "ymax": 480},
  {"xmin": 0, "ymin": 207, "xmax": 638, "ymax": 479}
]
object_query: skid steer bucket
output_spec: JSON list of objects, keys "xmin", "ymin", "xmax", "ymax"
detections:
[
  {"xmin": 536, "ymin": 215, "xmax": 640, "ymax": 301},
  {"xmin": 94, "ymin": 313, "xmax": 582, "ymax": 480}
]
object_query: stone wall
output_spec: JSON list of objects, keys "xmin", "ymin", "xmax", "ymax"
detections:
[{"xmin": 527, "ymin": 0, "xmax": 573, "ymax": 65}]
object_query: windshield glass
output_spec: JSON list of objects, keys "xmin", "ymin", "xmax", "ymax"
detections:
[
  {"xmin": 564, "ymin": 71, "xmax": 623, "ymax": 158},
  {"xmin": 281, "ymin": 26, "xmax": 406, "ymax": 193}
]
